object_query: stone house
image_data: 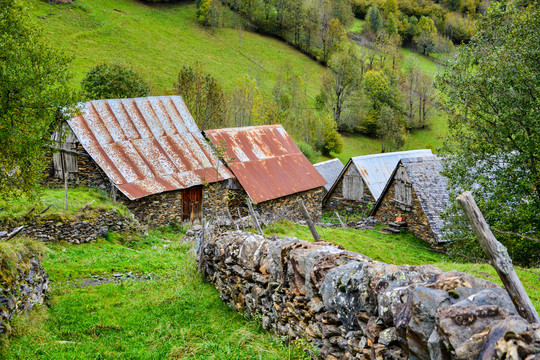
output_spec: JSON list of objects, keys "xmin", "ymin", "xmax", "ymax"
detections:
[
  {"xmin": 49, "ymin": 96, "xmax": 234, "ymax": 227},
  {"xmin": 322, "ymin": 149, "xmax": 432, "ymax": 213},
  {"xmin": 314, "ymin": 158, "xmax": 344, "ymax": 194},
  {"xmin": 370, "ymin": 155, "xmax": 450, "ymax": 245},
  {"xmin": 204, "ymin": 125, "xmax": 327, "ymax": 224}
]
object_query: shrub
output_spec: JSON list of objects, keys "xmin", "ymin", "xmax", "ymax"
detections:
[
  {"xmin": 81, "ymin": 63, "xmax": 150, "ymax": 100},
  {"xmin": 296, "ymin": 141, "xmax": 320, "ymax": 164}
]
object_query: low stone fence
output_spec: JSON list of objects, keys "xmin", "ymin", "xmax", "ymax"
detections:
[
  {"xmin": 0, "ymin": 251, "xmax": 49, "ymax": 334},
  {"xmin": 200, "ymin": 231, "xmax": 540, "ymax": 360},
  {"xmin": 0, "ymin": 208, "xmax": 141, "ymax": 244}
]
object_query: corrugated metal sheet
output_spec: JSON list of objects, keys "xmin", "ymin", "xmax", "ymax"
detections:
[
  {"xmin": 314, "ymin": 158, "xmax": 344, "ymax": 192},
  {"xmin": 351, "ymin": 149, "xmax": 433, "ymax": 200},
  {"xmin": 205, "ymin": 125, "xmax": 327, "ymax": 203},
  {"xmin": 67, "ymin": 96, "xmax": 233, "ymax": 200}
]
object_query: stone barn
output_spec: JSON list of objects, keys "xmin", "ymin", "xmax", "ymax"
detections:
[
  {"xmin": 323, "ymin": 149, "xmax": 432, "ymax": 213},
  {"xmin": 370, "ymin": 155, "xmax": 450, "ymax": 245},
  {"xmin": 204, "ymin": 125, "xmax": 327, "ymax": 224},
  {"xmin": 314, "ymin": 158, "xmax": 344, "ymax": 194},
  {"xmin": 50, "ymin": 96, "xmax": 234, "ymax": 227}
]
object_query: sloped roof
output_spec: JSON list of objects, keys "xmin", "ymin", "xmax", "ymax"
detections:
[
  {"xmin": 350, "ymin": 149, "xmax": 433, "ymax": 200},
  {"xmin": 67, "ymin": 96, "xmax": 233, "ymax": 200},
  {"xmin": 372, "ymin": 156, "xmax": 450, "ymax": 242},
  {"xmin": 314, "ymin": 158, "xmax": 344, "ymax": 192},
  {"xmin": 205, "ymin": 125, "xmax": 327, "ymax": 203}
]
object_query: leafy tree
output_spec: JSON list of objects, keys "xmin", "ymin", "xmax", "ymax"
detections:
[
  {"xmin": 377, "ymin": 105, "xmax": 406, "ymax": 152},
  {"xmin": 0, "ymin": 0, "xmax": 76, "ymax": 197},
  {"xmin": 321, "ymin": 17, "xmax": 347, "ymax": 63},
  {"xmin": 174, "ymin": 64, "xmax": 227, "ymax": 130},
  {"xmin": 414, "ymin": 16, "xmax": 437, "ymax": 55},
  {"xmin": 319, "ymin": 49, "xmax": 362, "ymax": 128},
  {"xmin": 81, "ymin": 63, "xmax": 150, "ymax": 100},
  {"xmin": 437, "ymin": 0, "xmax": 540, "ymax": 266},
  {"xmin": 315, "ymin": 114, "xmax": 343, "ymax": 156},
  {"xmin": 227, "ymin": 75, "xmax": 265, "ymax": 127},
  {"xmin": 366, "ymin": 6, "xmax": 384, "ymax": 33}
]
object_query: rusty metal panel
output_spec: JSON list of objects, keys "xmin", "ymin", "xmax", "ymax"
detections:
[
  {"xmin": 205, "ymin": 125, "xmax": 326, "ymax": 203},
  {"xmin": 67, "ymin": 96, "xmax": 233, "ymax": 200},
  {"xmin": 351, "ymin": 149, "xmax": 433, "ymax": 200}
]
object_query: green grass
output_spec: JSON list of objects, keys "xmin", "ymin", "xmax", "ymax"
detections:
[
  {"xmin": 349, "ymin": 18, "xmax": 365, "ymax": 33},
  {"xmin": 0, "ymin": 231, "xmax": 309, "ymax": 359},
  {"xmin": 26, "ymin": 0, "xmax": 325, "ymax": 99},
  {"xmin": 263, "ymin": 221, "xmax": 540, "ymax": 312},
  {"xmin": 0, "ymin": 186, "xmax": 129, "ymax": 223}
]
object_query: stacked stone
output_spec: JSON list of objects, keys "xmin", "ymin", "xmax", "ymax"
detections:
[
  {"xmin": 0, "ymin": 208, "xmax": 140, "ymax": 244},
  {"xmin": 201, "ymin": 231, "xmax": 540, "ymax": 360},
  {"xmin": 0, "ymin": 256, "xmax": 49, "ymax": 334}
]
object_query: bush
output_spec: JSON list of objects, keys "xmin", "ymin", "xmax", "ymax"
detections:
[
  {"xmin": 81, "ymin": 63, "xmax": 150, "ymax": 100},
  {"xmin": 296, "ymin": 141, "xmax": 320, "ymax": 163}
]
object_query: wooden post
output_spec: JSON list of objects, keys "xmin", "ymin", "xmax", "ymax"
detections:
[
  {"xmin": 110, "ymin": 180, "xmax": 117, "ymax": 204},
  {"xmin": 457, "ymin": 191, "xmax": 540, "ymax": 324},
  {"xmin": 246, "ymin": 199, "xmax": 263, "ymax": 236},
  {"xmin": 297, "ymin": 199, "xmax": 321, "ymax": 241},
  {"xmin": 60, "ymin": 149, "xmax": 68, "ymax": 211},
  {"xmin": 335, "ymin": 211, "xmax": 345, "ymax": 228},
  {"xmin": 237, "ymin": 208, "xmax": 245, "ymax": 231}
]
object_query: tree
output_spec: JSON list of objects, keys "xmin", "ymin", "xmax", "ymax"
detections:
[
  {"xmin": 377, "ymin": 105, "xmax": 406, "ymax": 152},
  {"xmin": 319, "ymin": 49, "xmax": 362, "ymax": 128},
  {"xmin": 366, "ymin": 6, "xmax": 384, "ymax": 33},
  {"xmin": 0, "ymin": 0, "xmax": 76, "ymax": 197},
  {"xmin": 81, "ymin": 63, "xmax": 150, "ymax": 100},
  {"xmin": 414, "ymin": 16, "xmax": 437, "ymax": 55},
  {"xmin": 174, "ymin": 64, "xmax": 227, "ymax": 130},
  {"xmin": 227, "ymin": 75, "xmax": 265, "ymax": 127},
  {"xmin": 437, "ymin": 1, "xmax": 540, "ymax": 266}
]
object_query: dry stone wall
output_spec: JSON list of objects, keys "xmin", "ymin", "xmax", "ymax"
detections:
[
  {"xmin": 0, "ymin": 254, "xmax": 49, "ymax": 334},
  {"xmin": 200, "ymin": 231, "xmax": 540, "ymax": 360},
  {"xmin": 0, "ymin": 209, "xmax": 140, "ymax": 244}
]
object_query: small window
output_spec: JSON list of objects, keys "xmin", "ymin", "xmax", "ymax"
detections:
[
  {"xmin": 228, "ymin": 178, "xmax": 241, "ymax": 190},
  {"xmin": 343, "ymin": 174, "xmax": 364, "ymax": 201}
]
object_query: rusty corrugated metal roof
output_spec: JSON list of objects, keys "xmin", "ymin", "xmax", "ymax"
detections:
[
  {"xmin": 67, "ymin": 96, "xmax": 233, "ymax": 200},
  {"xmin": 205, "ymin": 125, "xmax": 326, "ymax": 203}
]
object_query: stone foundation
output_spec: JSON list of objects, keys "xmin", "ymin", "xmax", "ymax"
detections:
[
  {"xmin": 200, "ymin": 231, "xmax": 539, "ymax": 360},
  {"xmin": 0, "ymin": 249, "xmax": 49, "ymax": 334}
]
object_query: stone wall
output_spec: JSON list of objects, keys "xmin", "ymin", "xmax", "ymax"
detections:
[
  {"xmin": 117, "ymin": 190, "xmax": 183, "ymax": 228},
  {"xmin": 203, "ymin": 181, "xmax": 231, "ymax": 220},
  {"xmin": 255, "ymin": 188, "xmax": 324, "ymax": 224},
  {"xmin": 200, "ymin": 231, "xmax": 539, "ymax": 360},
  {"xmin": 0, "ymin": 208, "xmax": 140, "ymax": 244},
  {"xmin": 0, "ymin": 251, "xmax": 49, "ymax": 334},
  {"xmin": 323, "ymin": 166, "xmax": 375, "ymax": 214},
  {"xmin": 372, "ymin": 176, "xmax": 437, "ymax": 245}
]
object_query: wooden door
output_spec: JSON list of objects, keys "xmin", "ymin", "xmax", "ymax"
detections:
[{"xmin": 182, "ymin": 186, "xmax": 203, "ymax": 223}]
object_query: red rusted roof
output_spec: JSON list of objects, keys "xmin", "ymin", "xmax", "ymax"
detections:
[
  {"xmin": 205, "ymin": 125, "xmax": 326, "ymax": 203},
  {"xmin": 67, "ymin": 96, "xmax": 233, "ymax": 200}
]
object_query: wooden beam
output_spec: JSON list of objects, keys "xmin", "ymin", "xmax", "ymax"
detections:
[
  {"xmin": 246, "ymin": 199, "xmax": 263, "ymax": 236},
  {"xmin": 297, "ymin": 199, "xmax": 321, "ymax": 241},
  {"xmin": 457, "ymin": 191, "xmax": 540, "ymax": 324},
  {"xmin": 1, "ymin": 226, "xmax": 24, "ymax": 242},
  {"xmin": 335, "ymin": 211, "xmax": 345, "ymax": 228}
]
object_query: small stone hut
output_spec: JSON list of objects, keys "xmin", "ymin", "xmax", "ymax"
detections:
[
  {"xmin": 205, "ymin": 125, "xmax": 327, "ymax": 224},
  {"xmin": 323, "ymin": 149, "xmax": 432, "ymax": 213},
  {"xmin": 314, "ymin": 158, "xmax": 344, "ymax": 194},
  {"xmin": 50, "ymin": 96, "xmax": 234, "ymax": 227},
  {"xmin": 370, "ymin": 155, "xmax": 450, "ymax": 245}
]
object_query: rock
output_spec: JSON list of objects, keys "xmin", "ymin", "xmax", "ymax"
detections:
[
  {"xmin": 437, "ymin": 305, "xmax": 509, "ymax": 359},
  {"xmin": 185, "ymin": 230, "xmax": 194, "ymax": 237},
  {"xmin": 477, "ymin": 316, "xmax": 532, "ymax": 359},
  {"xmin": 378, "ymin": 327, "xmax": 399, "ymax": 346},
  {"xmin": 406, "ymin": 286, "xmax": 453, "ymax": 360},
  {"xmin": 320, "ymin": 261, "xmax": 371, "ymax": 329},
  {"xmin": 366, "ymin": 316, "xmax": 384, "ymax": 342},
  {"xmin": 451, "ymin": 288, "xmax": 518, "ymax": 315},
  {"xmin": 192, "ymin": 225, "xmax": 202, "ymax": 231}
]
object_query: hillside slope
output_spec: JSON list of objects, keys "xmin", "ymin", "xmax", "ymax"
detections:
[{"xmin": 26, "ymin": 0, "xmax": 325, "ymax": 98}]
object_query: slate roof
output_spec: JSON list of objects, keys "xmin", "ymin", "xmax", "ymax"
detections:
[
  {"xmin": 324, "ymin": 149, "xmax": 433, "ymax": 203},
  {"xmin": 314, "ymin": 158, "xmax": 345, "ymax": 192},
  {"xmin": 372, "ymin": 156, "xmax": 450, "ymax": 243},
  {"xmin": 67, "ymin": 96, "xmax": 233, "ymax": 200},
  {"xmin": 205, "ymin": 125, "xmax": 327, "ymax": 203}
]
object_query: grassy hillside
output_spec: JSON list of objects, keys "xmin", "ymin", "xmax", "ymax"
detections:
[
  {"xmin": 26, "ymin": 0, "xmax": 325, "ymax": 98},
  {"xmin": 27, "ymin": 0, "xmax": 447, "ymax": 162}
]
